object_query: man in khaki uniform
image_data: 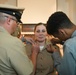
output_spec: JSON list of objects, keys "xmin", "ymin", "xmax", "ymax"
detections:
[{"xmin": 0, "ymin": 4, "xmax": 33, "ymax": 75}]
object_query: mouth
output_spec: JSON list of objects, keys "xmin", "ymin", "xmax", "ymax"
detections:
[{"xmin": 38, "ymin": 37, "xmax": 44, "ymax": 39}]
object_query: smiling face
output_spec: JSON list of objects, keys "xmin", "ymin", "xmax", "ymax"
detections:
[{"xmin": 34, "ymin": 24, "xmax": 47, "ymax": 42}]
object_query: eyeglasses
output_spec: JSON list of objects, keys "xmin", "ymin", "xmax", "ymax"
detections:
[{"xmin": 4, "ymin": 16, "xmax": 20, "ymax": 25}]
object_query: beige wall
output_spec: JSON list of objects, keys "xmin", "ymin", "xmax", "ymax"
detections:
[
  {"xmin": 69, "ymin": 0, "xmax": 76, "ymax": 24},
  {"xmin": 57, "ymin": 0, "xmax": 76, "ymax": 24},
  {"xmin": 18, "ymin": 0, "xmax": 76, "ymax": 24},
  {"xmin": 17, "ymin": 0, "xmax": 56, "ymax": 23},
  {"xmin": 0, "ymin": 0, "xmax": 76, "ymax": 24},
  {"xmin": 0, "ymin": 0, "xmax": 17, "ymax": 6}
]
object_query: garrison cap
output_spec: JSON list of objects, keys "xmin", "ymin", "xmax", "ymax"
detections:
[{"xmin": 0, "ymin": 4, "xmax": 25, "ymax": 23}]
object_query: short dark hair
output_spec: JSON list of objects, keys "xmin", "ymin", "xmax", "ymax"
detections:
[{"xmin": 46, "ymin": 11, "xmax": 73, "ymax": 35}]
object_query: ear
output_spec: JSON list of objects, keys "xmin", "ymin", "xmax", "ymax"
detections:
[
  {"xmin": 6, "ymin": 18, "xmax": 11, "ymax": 25},
  {"xmin": 58, "ymin": 29, "xmax": 65, "ymax": 36}
]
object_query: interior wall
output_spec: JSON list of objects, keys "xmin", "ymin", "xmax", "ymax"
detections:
[
  {"xmin": 0, "ymin": 0, "xmax": 76, "ymax": 24},
  {"xmin": 69, "ymin": 0, "xmax": 76, "ymax": 24},
  {"xmin": 57, "ymin": 0, "xmax": 76, "ymax": 24},
  {"xmin": 0, "ymin": 0, "xmax": 17, "ymax": 6},
  {"xmin": 17, "ymin": 0, "xmax": 56, "ymax": 23}
]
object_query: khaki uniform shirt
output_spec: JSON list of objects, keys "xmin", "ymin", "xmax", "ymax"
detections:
[
  {"xmin": 0, "ymin": 26, "xmax": 33, "ymax": 75},
  {"xmin": 26, "ymin": 41, "xmax": 57, "ymax": 75}
]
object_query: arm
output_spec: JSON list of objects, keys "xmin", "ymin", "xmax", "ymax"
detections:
[
  {"xmin": 30, "ymin": 50, "xmax": 38, "ymax": 75},
  {"xmin": 26, "ymin": 39, "xmax": 40, "ymax": 75},
  {"xmin": 30, "ymin": 42, "xmax": 40, "ymax": 75},
  {"xmin": 52, "ymin": 46, "xmax": 76, "ymax": 75}
]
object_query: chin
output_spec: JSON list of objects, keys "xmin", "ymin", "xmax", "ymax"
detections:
[{"xmin": 38, "ymin": 40, "xmax": 44, "ymax": 42}]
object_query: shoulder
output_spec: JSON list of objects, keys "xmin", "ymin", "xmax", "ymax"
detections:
[
  {"xmin": 64, "ymin": 37, "xmax": 76, "ymax": 53},
  {"xmin": 64, "ymin": 37, "xmax": 76, "ymax": 47}
]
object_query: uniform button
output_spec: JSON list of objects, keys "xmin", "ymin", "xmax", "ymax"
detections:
[
  {"xmin": 41, "ymin": 57, "xmax": 43, "ymax": 59},
  {"xmin": 41, "ymin": 64, "xmax": 42, "ymax": 67},
  {"xmin": 41, "ymin": 71, "xmax": 43, "ymax": 73}
]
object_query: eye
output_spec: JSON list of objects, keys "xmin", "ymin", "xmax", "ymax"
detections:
[
  {"xmin": 36, "ymin": 29, "xmax": 46, "ymax": 33},
  {"xmin": 42, "ymin": 30, "xmax": 46, "ymax": 32},
  {"xmin": 36, "ymin": 30, "xmax": 40, "ymax": 33}
]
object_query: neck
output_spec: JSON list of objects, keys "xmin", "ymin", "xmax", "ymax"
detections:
[
  {"xmin": 66, "ymin": 25, "xmax": 76, "ymax": 39},
  {"xmin": 36, "ymin": 40, "xmax": 45, "ymax": 46},
  {"xmin": 70, "ymin": 25, "xmax": 76, "ymax": 34}
]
